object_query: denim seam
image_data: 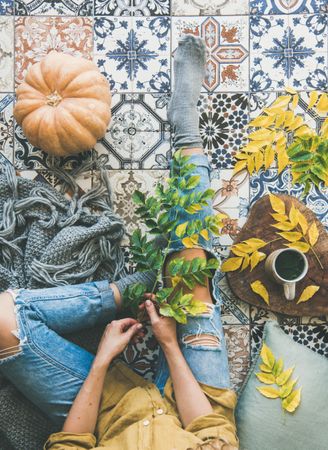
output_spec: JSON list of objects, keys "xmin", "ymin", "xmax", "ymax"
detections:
[{"xmin": 19, "ymin": 306, "xmax": 89, "ymax": 381}]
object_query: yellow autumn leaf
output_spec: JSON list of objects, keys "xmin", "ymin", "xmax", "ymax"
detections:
[
  {"xmin": 278, "ymin": 231, "xmax": 303, "ymax": 242},
  {"xmin": 277, "ymin": 148, "xmax": 289, "ymax": 174},
  {"xmin": 255, "ymin": 150, "xmax": 264, "ymax": 172},
  {"xmin": 256, "ymin": 372, "xmax": 276, "ymax": 384},
  {"xmin": 182, "ymin": 235, "xmax": 198, "ymax": 248},
  {"xmin": 316, "ymin": 92, "xmax": 328, "ymax": 113},
  {"xmin": 297, "ymin": 211, "xmax": 308, "ymax": 234},
  {"xmin": 270, "ymin": 95, "xmax": 292, "ymax": 110},
  {"xmin": 221, "ymin": 257, "xmax": 243, "ymax": 272},
  {"xmin": 290, "ymin": 94, "xmax": 299, "ymax": 110},
  {"xmin": 176, "ymin": 222, "xmax": 188, "ymax": 237},
  {"xmin": 247, "ymin": 155, "xmax": 255, "ymax": 174},
  {"xmin": 271, "ymin": 213, "xmax": 288, "ymax": 222},
  {"xmin": 273, "ymin": 358, "xmax": 284, "ymax": 377},
  {"xmin": 289, "ymin": 204, "xmax": 299, "ymax": 227},
  {"xmin": 320, "ymin": 117, "xmax": 328, "ymax": 138},
  {"xmin": 248, "ymin": 115, "xmax": 275, "ymax": 128},
  {"xmin": 282, "ymin": 388, "xmax": 302, "ymax": 413},
  {"xmin": 200, "ymin": 229, "xmax": 210, "ymax": 241},
  {"xmin": 308, "ymin": 222, "xmax": 319, "ymax": 247},
  {"xmin": 171, "ymin": 276, "xmax": 182, "ymax": 287},
  {"xmin": 241, "ymin": 255, "xmax": 250, "ymax": 271},
  {"xmin": 286, "ymin": 241, "xmax": 310, "ymax": 253},
  {"xmin": 289, "ymin": 115, "xmax": 303, "ymax": 131},
  {"xmin": 264, "ymin": 145, "xmax": 275, "ymax": 169},
  {"xmin": 284, "ymin": 86, "xmax": 297, "ymax": 94},
  {"xmin": 269, "ymin": 193, "xmax": 285, "ymax": 214},
  {"xmin": 294, "ymin": 125, "xmax": 312, "ymax": 137},
  {"xmin": 275, "ymin": 111, "xmax": 286, "ymax": 128},
  {"xmin": 257, "ymin": 386, "xmax": 280, "ymax": 399},
  {"xmin": 260, "ymin": 363, "xmax": 273, "ymax": 373},
  {"xmin": 283, "ymin": 111, "xmax": 295, "ymax": 128},
  {"xmin": 260, "ymin": 343, "xmax": 275, "ymax": 369},
  {"xmin": 249, "ymin": 129, "xmax": 274, "ymax": 141},
  {"xmin": 276, "ymin": 367, "xmax": 294, "ymax": 386},
  {"xmin": 280, "ymin": 378, "xmax": 298, "ymax": 399},
  {"xmin": 244, "ymin": 238, "xmax": 267, "ymax": 250},
  {"xmin": 251, "ymin": 280, "xmax": 270, "ymax": 305},
  {"xmin": 234, "ymin": 153, "xmax": 248, "ymax": 160},
  {"xmin": 296, "ymin": 285, "xmax": 320, "ymax": 304},
  {"xmin": 272, "ymin": 222, "xmax": 296, "ymax": 231},
  {"xmin": 231, "ymin": 247, "xmax": 247, "ymax": 257},
  {"xmin": 234, "ymin": 242, "xmax": 254, "ymax": 253},
  {"xmin": 233, "ymin": 160, "xmax": 247, "ymax": 174},
  {"xmin": 308, "ymin": 91, "xmax": 319, "ymax": 109},
  {"xmin": 241, "ymin": 142, "xmax": 264, "ymax": 153},
  {"xmin": 250, "ymin": 251, "xmax": 266, "ymax": 271}
]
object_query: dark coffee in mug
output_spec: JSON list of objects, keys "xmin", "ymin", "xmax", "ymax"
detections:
[{"xmin": 274, "ymin": 249, "xmax": 306, "ymax": 281}]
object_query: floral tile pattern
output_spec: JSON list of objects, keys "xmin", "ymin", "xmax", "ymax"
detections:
[
  {"xmin": 15, "ymin": 0, "xmax": 93, "ymax": 15},
  {"xmin": 0, "ymin": 17, "xmax": 14, "ymax": 91},
  {"xmin": 15, "ymin": 16, "xmax": 93, "ymax": 86},
  {"xmin": 172, "ymin": 16, "xmax": 249, "ymax": 92},
  {"xmin": 250, "ymin": 0, "xmax": 328, "ymax": 14},
  {"xmin": 172, "ymin": 0, "xmax": 249, "ymax": 16},
  {"xmin": 95, "ymin": 0, "xmax": 170, "ymax": 16},
  {"xmin": 94, "ymin": 16, "xmax": 170, "ymax": 93},
  {"xmin": 0, "ymin": 0, "xmax": 13, "ymax": 14},
  {"xmin": 224, "ymin": 325, "xmax": 250, "ymax": 390},
  {"xmin": 0, "ymin": 94, "xmax": 14, "ymax": 164}
]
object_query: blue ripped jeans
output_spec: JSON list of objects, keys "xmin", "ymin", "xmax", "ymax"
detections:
[{"xmin": 0, "ymin": 154, "xmax": 230, "ymax": 428}]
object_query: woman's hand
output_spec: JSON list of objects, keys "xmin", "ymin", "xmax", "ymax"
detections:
[
  {"xmin": 140, "ymin": 294, "xmax": 178, "ymax": 350},
  {"xmin": 95, "ymin": 318, "xmax": 143, "ymax": 367}
]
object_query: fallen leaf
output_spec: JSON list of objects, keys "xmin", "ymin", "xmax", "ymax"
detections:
[
  {"xmin": 282, "ymin": 388, "xmax": 302, "ymax": 413},
  {"xmin": 289, "ymin": 205, "xmax": 299, "ymax": 227},
  {"xmin": 276, "ymin": 367, "xmax": 294, "ymax": 386},
  {"xmin": 308, "ymin": 91, "xmax": 319, "ymax": 109},
  {"xmin": 259, "ymin": 363, "xmax": 273, "ymax": 373},
  {"xmin": 272, "ymin": 358, "xmax": 284, "ymax": 377},
  {"xmin": 297, "ymin": 285, "xmax": 320, "ymax": 304},
  {"xmin": 250, "ymin": 251, "xmax": 266, "ymax": 271},
  {"xmin": 308, "ymin": 222, "xmax": 319, "ymax": 247},
  {"xmin": 251, "ymin": 280, "xmax": 270, "ymax": 305},
  {"xmin": 260, "ymin": 343, "xmax": 275, "ymax": 369},
  {"xmin": 278, "ymin": 231, "xmax": 303, "ymax": 242},
  {"xmin": 269, "ymin": 194, "xmax": 285, "ymax": 214},
  {"xmin": 297, "ymin": 211, "xmax": 309, "ymax": 234},
  {"xmin": 221, "ymin": 257, "xmax": 243, "ymax": 272},
  {"xmin": 257, "ymin": 386, "xmax": 280, "ymax": 399},
  {"xmin": 280, "ymin": 378, "xmax": 298, "ymax": 399},
  {"xmin": 176, "ymin": 222, "xmax": 188, "ymax": 238},
  {"xmin": 272, "ymin": 222, "xmax": 296, "ymax": 231},
  {"xmin": 256, "ymin": 372, "xmax": 276, "ymax": 384},
  {"xmin": 270, "ymin": 95, "xmax": 292, "ymax": 110},
  {"xmin": 286, "ymin": 241, "xmax": 310, "ymax": 253}
]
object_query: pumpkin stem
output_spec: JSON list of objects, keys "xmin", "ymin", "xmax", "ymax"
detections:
[{"xmin": 46, "ymin": 91, "xmax": 62, "ymax": 107}]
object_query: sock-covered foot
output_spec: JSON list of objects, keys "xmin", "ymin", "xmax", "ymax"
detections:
[
  {"xmin": 114, "ymin": 270, "xmax": 157, "ymax": 298},
  {"xmin": 168, "ymin": 34, "xmax": 206, "ymax": 150}
]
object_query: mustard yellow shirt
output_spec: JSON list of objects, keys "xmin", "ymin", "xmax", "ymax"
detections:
[{"xmin": 44, "ymin": 361, "xmax": 238, "ymax": 450}]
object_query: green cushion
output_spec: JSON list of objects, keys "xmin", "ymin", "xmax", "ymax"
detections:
[{"xmin": 236, "ymin": 321, "xmax": 328, "ymax": 450}]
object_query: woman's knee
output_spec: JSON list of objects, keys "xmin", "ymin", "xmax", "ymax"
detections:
[{"xmin": 0, "ymin": 292, "xmax": 22, "ymax": 359}]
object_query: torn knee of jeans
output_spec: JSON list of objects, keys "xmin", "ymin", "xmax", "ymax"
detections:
[
  {"xmin": 0, "ymin": 335, "xmax": 26, "ymax": 363},
  {"xmin": 182, "ymin": 333, "xmax": 221, "ymax": 349}
]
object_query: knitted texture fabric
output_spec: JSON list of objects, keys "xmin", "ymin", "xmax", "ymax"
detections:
[{"xmin": 0, "ymin": 158, "xmax": 128, "ymax": 450}]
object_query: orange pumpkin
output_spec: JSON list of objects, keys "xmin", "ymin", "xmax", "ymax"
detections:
[{"xmin": 14, "ymin": 50, "xmax": 111, "ymax": 157}]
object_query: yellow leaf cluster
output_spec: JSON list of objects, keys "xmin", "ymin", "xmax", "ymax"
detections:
[
  {"xmin": 256, "ymin": 342, "xmax": 301, "ymax": 413},
  {"xmin": 221, "ymin": 238, "xmax": 267, "ymax": 273}
]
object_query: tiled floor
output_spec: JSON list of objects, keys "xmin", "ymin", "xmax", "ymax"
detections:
[{"xmin": 0, "ymin": 0, "xmax": 328, "ymax": 389}]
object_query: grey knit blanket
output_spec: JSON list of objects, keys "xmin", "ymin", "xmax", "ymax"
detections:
[{"xmin": 0, "ymin": 158, "xmax": 127, "ymax": 449}]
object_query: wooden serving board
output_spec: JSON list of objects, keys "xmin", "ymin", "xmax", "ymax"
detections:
[{"xmin": 226, "ymin": 194, "xmax": 328, "ymax": 316}]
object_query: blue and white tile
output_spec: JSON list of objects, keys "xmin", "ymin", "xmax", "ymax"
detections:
[
  {"xmin": 172, "ymin": 0, "xmax": 249, "ymax": 15},
  {"xmin": 172, "ymin": 16, "xmax": 249, "ymax": 92},
  {"xmin": 94, "ymin": 0, "xmax": 170, "ymax": 15},
  {"xmin": 250, "ymin": 168, "xmax": 328, "ymax": 228},
  {"xmin": 94, "ymin": 93, "xmax": 171, "ymax": 169},
  {"xmin": 0, "ymin": 17, "xmax": 14, "ymax": 92},
  {"xmin": 0, "ymin": 94, "xmax": 14, "ymax": 164},
  {"xmin": 0, "ymin": 0, "xmax": 13, "ymax": 14},
  {"xmin": 15, "ymin": 0, "xmax": 93, "ymax": 15},
  {"xmin": 94, "ymin": 16, "xmax": 170, "ymax": 93},
  {"xmin": 250, "ymin": 0, "xmax": 328, "ymax": 14},
  {"xmin": 219, "ymin": 275, "xmax": 251, "ymax": 324},
  {"xmin": 224, "ymin": 325, "xmax": 250, "ymax": 391}
]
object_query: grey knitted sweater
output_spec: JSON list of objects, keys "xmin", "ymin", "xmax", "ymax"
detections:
[{"xmin": 0, "ymin": 159, "xmax": 127, "ymax": 450}]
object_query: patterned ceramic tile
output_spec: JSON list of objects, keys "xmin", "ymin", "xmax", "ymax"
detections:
[
  {"xmin": 15, "ymin": 0, "xmax": 93, "ymax": 15},
  {"xmin": 220, "ymin": 275, "xmax": 251, "ymax": 324},
  {"xmin": 0, "ymin": 17, "xmax": 14, "ymax": 92},
  {"xmin": 172, "ymin": 0, "xmax": 249, "ymax": 15},
  {"xmin": 94, "ymin": 93, "xmax": 171, "ymax": 169},
  {"xmin": 251, "ymin": 323, "xmax": 328, "ymax": 362},
  {"xmin": 250, "ymin": 14, "xmax": 328, "ymax": 91},
  {"xmin": 211, "ymin": 168, "xmax": 250, "ymax": 209},
  {"xmin": 0, "ymin": 94, "xmax": 14, "ymax": 164},
  {"xmin": 199, "ymin": 93, "xmax": 249, "ymax": 164},
  {"xmin": 94, "ymin": 16, "xmax": 170, "ymax": 93},
  {"xmin": 15, "ymin": 17, "xmax": 93, "ymax": 86},
  {"xmin": 0, "ymin": 0, "xmax": 13, "ymax": 14},
  {"xmin": 250, "ymin": 0, "xmax": 328, "ymax": 14},
  {"xmin": 215, "ymin": 208, "xmax": 248, "ymax": 246},
  {"xmin": 224, "ymin": 325, "xmax": 250, "ymax": 391},
  {"xmin": 104, "ymin": 169, "xmax": 169, "ymax": 245},
  {"xmin": 94, "ymin": 0, "xmax": 170, "ymax": 15},
  {"xmin": 250, "ymin": 168, "xmax": 328, "ymax": 228},
  {"xmin": 172, "ymin": 16, "xmax": 249, "ymax": 92}
]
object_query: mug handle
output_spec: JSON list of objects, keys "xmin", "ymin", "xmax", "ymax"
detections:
[{"xmin": 283, "ymin": 283, "xmax": 296, "ymax": 301}]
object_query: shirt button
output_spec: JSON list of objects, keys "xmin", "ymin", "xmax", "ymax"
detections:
[
  {"xmin": 157, "ymin": 408, "xmax": 164, "ymax": 415},
  {"xmin": 143, "ymin": 419, "xmax": 150, "ymax": 426}
]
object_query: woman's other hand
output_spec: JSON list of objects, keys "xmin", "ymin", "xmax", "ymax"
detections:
[
  {"xmin": 95, "ymin": 318, "xmax": 143, "ymax": 367},
  {"xmin": 140, "ymin": 294, "xmax": 177, "ymax": 350}
]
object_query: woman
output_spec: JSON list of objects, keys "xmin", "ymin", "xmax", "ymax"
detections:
[{"xmin": 0, "ymin": 35, "xmax": 239, "ymax": 450}]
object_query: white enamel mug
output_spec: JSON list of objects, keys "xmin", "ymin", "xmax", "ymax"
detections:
[{"xmin": 264, "ymin": 248, "xmax": 308, "ymax": 301}]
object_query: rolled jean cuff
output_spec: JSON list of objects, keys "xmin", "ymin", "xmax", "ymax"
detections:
[{"xmin": 94, "ymin": 280, "xmax": 117, "ymax": 320}]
